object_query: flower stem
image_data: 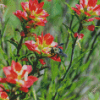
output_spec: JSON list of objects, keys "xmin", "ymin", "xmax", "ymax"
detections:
[
  {"xmin": 85, "ymin": 32, "xmax": 100, "ymax": 64},
  {"xmin": 61, "ymin": 22, "xmax": 83, "ymax": 80},
  {"xmin": 65, "ymin": 15, "xmax": 74, "ymax": 49},
  {"xmin": 16, "ymin": 37, "xmax": 24, "ymax": 62},
  {"xmin": 52, "ymin": 22, "xmax": 83, "ymax": 100}
]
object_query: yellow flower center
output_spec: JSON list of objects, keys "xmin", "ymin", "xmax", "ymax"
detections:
[{"xmin": 35, "ymin": 38, "xmax": 52, "ymax": 53}]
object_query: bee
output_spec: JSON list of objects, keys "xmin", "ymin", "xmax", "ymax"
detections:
[{"xmin": 50, "ymin": 43, "xmax": 67, "ymax": 57}]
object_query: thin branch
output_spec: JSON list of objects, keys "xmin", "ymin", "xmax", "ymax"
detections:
[
  {"xmin": 16, "ymin": 37, "xmax": 24, "ymax": 62},
  {"xmin": 52, "ymin": 21, "xmax": 83, "ymax": 100},
  {"xmin": 61, "ymin": 22, "xmax": 83, "ymax": 81},
  {"xmin": 85, "ymin": 32, "xmax": 100, "ymax": 63}
]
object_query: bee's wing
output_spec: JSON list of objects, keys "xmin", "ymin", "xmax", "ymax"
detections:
[
  {"xmin": 60, "ymin": 53, "xmax": 67, "ymax": 57},
  {"xmin": 59, "ymin": 43, "xmax": 64, "ymax": 46}
]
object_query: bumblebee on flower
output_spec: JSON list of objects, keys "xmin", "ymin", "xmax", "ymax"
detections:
[{"xmin": 25, "ymin": 32, "xmax": 66, "ymax": 62}]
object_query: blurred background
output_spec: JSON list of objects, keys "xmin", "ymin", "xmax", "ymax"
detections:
[{"xmin": 0, "ymin": 0, "xmax": 100, "ymax": 100}]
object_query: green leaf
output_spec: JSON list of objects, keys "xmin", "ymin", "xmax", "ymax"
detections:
[
  {"xmin": 38, "ymin": 97, "xmax": 45, "ymax": 100},
  {"xmin": 7, "ymin": 39, "xmax": 18, "ymax": 49},
  {"xmin": 95, "ymin": 92, "xmax": 99, "ymax": 100},
  {"xmin": 32, "ymin": 87, "xmax": 37, "ymax": 100},
  {"xmin": 63, "ymin": 23, "xmax": 74, "ymax": 40},
  {"xmin": 64, "ymin": 2, "xmax": 72, "ymax": 11},
  {"xmin": 80, "ymin": 61, "xmax": 90, "ymax": 72},
  {"xmin": 88, "ymin": 92, "xmax": 95, "ymax": 100},
  {"xmin": 1, "ymin": 9, "xmax": 10, "ymax": 37}
]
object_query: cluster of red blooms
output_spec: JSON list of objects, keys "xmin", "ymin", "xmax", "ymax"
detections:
[
  {"xmin": 0, "ymin": 85, "xmax": 9, "ymax": 100},
  {"xmin": 0, "ymin": 61, "xmax": 38, "ymax": 93},
  {"xmin": 0, "ymin": 0, "xmax": 62, "ymax": 98},
  {"xmin": 25, "ymin": 32, "xmax": 61, "ymax": 63},
  {"xmin": 1, "ymin": 0, "xmax": 100, "ymax": 99},
  {"xmin": 14, "ymin": 0, "xmax": 49, "ymax": 29},
  {"xmin": 72, "ymin": 0, "xmax": 100, "ymax": 31}
]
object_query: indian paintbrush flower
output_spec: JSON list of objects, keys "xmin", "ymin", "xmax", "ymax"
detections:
[
  {"xmin": 72, "ymin": 0, "xmax": 100, "ymax": 21},
  {"xmin": 25, "ymin": 32, "xmax": 61, "ymax": 62},
  {"xmin": 14, "ymin": 0, "xmax": 49, "ymax": 28},
  {"xmin": 0, "ymin": 61, "xmax": 38, "ymax": 92}
]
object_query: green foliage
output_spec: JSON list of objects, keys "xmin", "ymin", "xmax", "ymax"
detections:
[{"xmin": 0, "ymin": 0, "xmax": 100, "ymax": 100}]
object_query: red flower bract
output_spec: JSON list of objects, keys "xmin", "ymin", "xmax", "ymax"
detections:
[
  {"xmin": 51, "ymin": 54, "xmax": 61, "ymax": 62},
  {"xmin": 14, "ymin": 10, "xmax": 28, "ymax": 21},
  {"xmin": 87, "ymin": 25, "xmax": 95, "ymax": 31},
  {"xmin": 0, "ymin": 61, "xmax": 38, "ymax": 92},
  {"xmin": 72, "ymin": 0, "xmax": 100, "ymax": 20}
]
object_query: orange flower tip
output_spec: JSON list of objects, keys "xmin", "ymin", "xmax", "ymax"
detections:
[{"xmin": 87, "ymin": 25, "xmax": 95, "ymax": 31}]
